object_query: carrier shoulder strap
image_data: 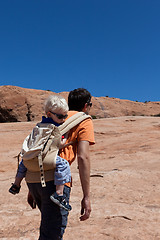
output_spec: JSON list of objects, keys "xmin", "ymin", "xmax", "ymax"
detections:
[
  {"xmin": 58, "ymin": 112, "xmax": 91, "ymax": 136},
  {"xmin": 39, "ymin": 112, "xmax": 91, "ymax": 187}
]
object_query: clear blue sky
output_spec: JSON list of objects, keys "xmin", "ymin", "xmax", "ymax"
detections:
[{"xmin": 0, "ymin": 0, "xmax": 160, "ymax": 102}]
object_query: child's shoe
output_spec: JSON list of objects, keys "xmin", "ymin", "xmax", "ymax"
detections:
[
  {"xmin": 9, "ymin": 184, "xmax": 21, "ymax": 195},
  {"xmin": 50, "ymin": 192, "xmax": 72, "ymax": 211}
]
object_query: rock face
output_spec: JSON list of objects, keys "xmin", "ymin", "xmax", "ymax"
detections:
[
  {"xmin": 0, "ymin": 85, "xmax": 68, "ymax": 122},
  {"xmin": 1, "ymin": 116, "xmax": 160, "ymax": 239},
  {"xmin": 0, "ymin": 85, "xmax": 160, "ymax": 122}
]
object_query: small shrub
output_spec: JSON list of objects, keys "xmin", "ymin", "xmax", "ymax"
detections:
[{"xmin": 91, "ymin": 115, "xmax": 97, "ymax": 119}]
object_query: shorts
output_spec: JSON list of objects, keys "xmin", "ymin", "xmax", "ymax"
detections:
[{"xmin": 54, "ymin": 156, "xmax": 71, "ymax": 185}]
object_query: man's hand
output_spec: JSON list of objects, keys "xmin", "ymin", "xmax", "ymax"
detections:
[
  {"xmin": 27, "ymin": 191, "xmax": 36, "ymax": 209},
  {"xmin": 80, "ymin": 196, "xmax": 91, "ymax": 221}
]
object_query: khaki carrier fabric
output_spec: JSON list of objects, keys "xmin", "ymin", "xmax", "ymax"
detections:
[{"xmin": 20, "ymin": 112, "xmax": 91, "ymax": 187}]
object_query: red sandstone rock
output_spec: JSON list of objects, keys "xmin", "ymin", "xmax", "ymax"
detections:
[
  {"xmin": 1, "ymin": 116, "xmax": 160, "ymax": 239},
  {"xmin": 0, "ymin": 85, "xmax": 160, "ymax": 122}
]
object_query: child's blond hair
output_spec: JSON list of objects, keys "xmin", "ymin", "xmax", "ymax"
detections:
[{"xmin": 44, "ymin": 95, "xmax": 69, "ymax": 114}]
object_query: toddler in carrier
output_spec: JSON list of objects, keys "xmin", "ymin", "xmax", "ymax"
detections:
[{"xmin": 9, "ymin": 95, "xmax": 72, "ymax": 211}]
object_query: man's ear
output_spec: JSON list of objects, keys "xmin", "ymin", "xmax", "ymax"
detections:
[{"xmin": 82, "ymin": 103, "xmax": 88, "ymax": 113}]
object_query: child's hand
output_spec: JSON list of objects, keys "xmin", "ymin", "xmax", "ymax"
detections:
[
  {"xmin": 59, "ymin": 132, "xmax": 68, "ymax": 149},
  {"xmin": 59, "ymin": 135, "xmax": 67, "ymax": 149},
  {"xmin": 60, "ymin": 136, "xmax": 67, "ymax": 145}
]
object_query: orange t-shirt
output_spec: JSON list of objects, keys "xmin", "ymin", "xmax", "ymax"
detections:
[
  {"xmin": 59, "ymin": 111, "xmax": 95, "ymax": 187},
  {"xmin": 59, "ymin": 111, "xmax": 95, "ymax": 165}
]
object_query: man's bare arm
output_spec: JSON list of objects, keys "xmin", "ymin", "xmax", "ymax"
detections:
[{"xmin": 77, "ymin": 140, "xmax": 91, "ymax": 221}]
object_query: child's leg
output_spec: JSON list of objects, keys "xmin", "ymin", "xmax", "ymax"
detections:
[
  {"xmin": 56, "ymin": 184, "xmax": 64, "ymax": 196},
  {"xmin": 50, "ymin": 156, "xmax": 72, "ymax": 211},
  {"xmin": 54, "ymin": 156, "xmax": 71, "ymax": 188},
  {"xmin": 50, "ymin": 190, "xmax": 72, "ymax": 211}
]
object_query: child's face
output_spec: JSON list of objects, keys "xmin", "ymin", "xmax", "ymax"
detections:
[{"xmin": 48, "ymin": 110, "xmax": 68, "ymax": 124}]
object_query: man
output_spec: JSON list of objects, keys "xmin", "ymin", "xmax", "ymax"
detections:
[{"xmin": 27, "ymin": 88, "xmax": 95, "ymax": 239}]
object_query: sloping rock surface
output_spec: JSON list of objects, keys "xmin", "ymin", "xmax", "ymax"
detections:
[
  {"xmin": 0, "ymin": 85, "xmax": 160, "ymax": 122},
  {"xmin": 1, "ymin": 116, "xmax": 160, "ymax": 239}
]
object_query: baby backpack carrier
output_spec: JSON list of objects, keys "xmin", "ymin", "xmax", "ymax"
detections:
[{"xmin": 20, "ymin": 112, "xmax": 91, "ymax": 187}]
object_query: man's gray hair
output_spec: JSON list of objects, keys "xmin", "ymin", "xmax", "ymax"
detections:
[{"xmin": 44, "ymin": 95, "xmax": 69, "ymax": 114}]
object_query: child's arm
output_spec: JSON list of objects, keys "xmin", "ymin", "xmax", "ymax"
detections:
[
  {"xmin": 16, "ymin": 160, "xmax": 27, "ymax": 179},
  {"xmin": 9, "ymin": 160, "xmax": 27, "ymax": 193}
]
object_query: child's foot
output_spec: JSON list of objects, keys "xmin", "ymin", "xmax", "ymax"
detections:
[
  {"xmin": 50, "ymin": 192, "xmax": 72, "ymax": 211},
  {"xmin": 9, "ymin": 184, "xmax": 21, "ymax": 195}
]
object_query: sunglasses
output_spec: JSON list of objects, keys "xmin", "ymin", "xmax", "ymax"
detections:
[
  {"xmin": 50, "ymin": 111, "xmax": 68, "ymax": 119},
  {"xmin": 87, "ymin": 102, "xmax": 92, "ymax": 107}
]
